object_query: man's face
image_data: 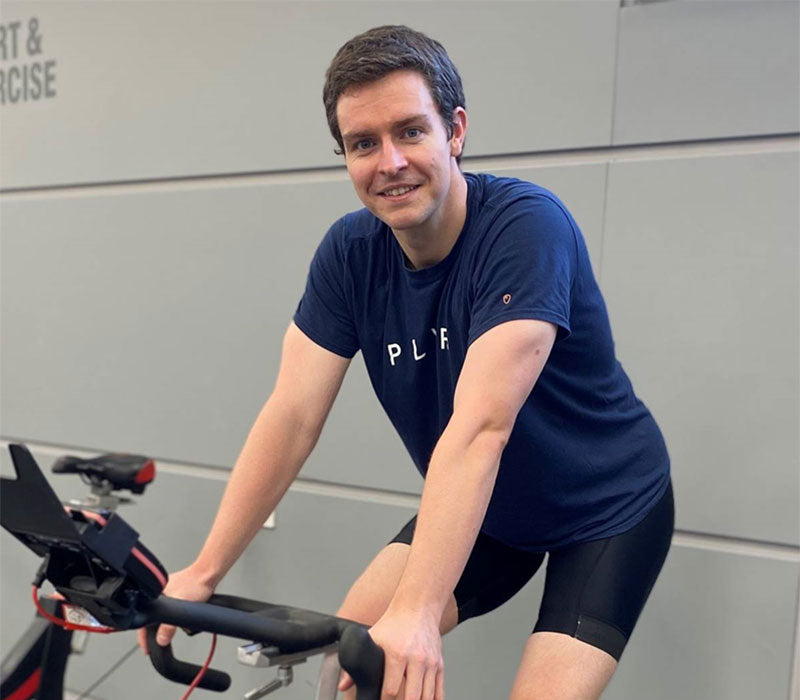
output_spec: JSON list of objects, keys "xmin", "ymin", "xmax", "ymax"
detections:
[{"xmin": 336, "ymin": 70, "xmax": 465, "ymax": 236}]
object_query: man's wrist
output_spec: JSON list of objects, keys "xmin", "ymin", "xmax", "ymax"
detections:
[
  {"xmin": 188, "ymin": 558, "xmax": 224, "ymax": 590},
  {"xmin": 389, "ymin": 586, "xmax": 447, "ymax": 622}
]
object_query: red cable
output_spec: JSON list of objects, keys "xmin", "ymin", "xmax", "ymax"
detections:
[
  {"xmin": 179, "ymin": 634, "xmax": 217, "ymax": 700},
  {"xmin": 31, "ymin": 586, "xmax": 117, "ymax": 633}
]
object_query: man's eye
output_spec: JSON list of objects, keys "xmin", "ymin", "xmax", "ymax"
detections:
[
  {"xmin": 405, "ymin": 128, "xmax": 422, "ymax": 138},
  {"xmin": 354, "ymin": 139, "xmax": 373, "ymax": 151}
]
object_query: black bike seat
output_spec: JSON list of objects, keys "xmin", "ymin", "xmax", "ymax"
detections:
[{"xmin": 52, "ymin": 453, "xmax": 155, "ymax": 494}]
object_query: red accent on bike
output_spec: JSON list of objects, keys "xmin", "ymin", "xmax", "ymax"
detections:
[
  {"xmin": 31, "ymin": 587, "xmax": 115, "ymax": 634},
  {"xmin": 3, "ymin": 667, "xmax": 41, "ymax": 700},
  {"xmin": 75, "ymin": 510, "xmax": 167, "ymax": 588},
  {"xmin": 79, "ymin": 509, "xmax": 107, "ymax": 525},
  {"xmin": 135, "ymin": 460, "xmax": 155, "ymax": 484},
  {"xmin": 131, "ymin": 547, "xmax": 168, "ymax": 588}
]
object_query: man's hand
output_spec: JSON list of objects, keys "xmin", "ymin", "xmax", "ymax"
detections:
[
  {"xmin": 339, "ymin": 605, "xmax": 445, "ymax": 700},
  {"xmin": 136, "ymin": 566, "xmax": 215, "ymax": 654}
]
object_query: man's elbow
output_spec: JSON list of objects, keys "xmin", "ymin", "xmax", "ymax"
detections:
[{"xmin": 469, "ymin": 423, "xmax": 512, "ymax": 463}]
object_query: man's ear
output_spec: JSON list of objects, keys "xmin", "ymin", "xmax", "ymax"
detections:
[{"xmin": 450, "ymin": 107, "xmax": 468, "ymax": 157}]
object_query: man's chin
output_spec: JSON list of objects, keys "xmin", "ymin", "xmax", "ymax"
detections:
[
  {"xmin": 368, "ymin": 205, "xmax": 421, "ymax": 232},
  {"xmin": 383, "ymin": 216, "xmax": 423, "ymax": 234}
]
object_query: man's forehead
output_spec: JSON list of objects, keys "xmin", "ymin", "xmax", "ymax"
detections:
[
  {"xmin": 337, "ymin": 72, "xmax": 437, "ymax": 131},
  {"xmin": 338, "ymin": 71, "xmax": 433, "ymax": 110}
]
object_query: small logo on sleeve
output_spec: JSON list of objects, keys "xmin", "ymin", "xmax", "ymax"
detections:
[{"xmin": 502, "ymin": 294, "xmax": 512, "ymax": 305}]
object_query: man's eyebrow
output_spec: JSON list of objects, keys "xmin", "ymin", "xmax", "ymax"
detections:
[
  {"xmin": 342, "ymin": 114, "xmax": 432, "ymax": 142},
  {"xmin": 394, "ymin": 114, "xmax": 432, "ymax": 129}
]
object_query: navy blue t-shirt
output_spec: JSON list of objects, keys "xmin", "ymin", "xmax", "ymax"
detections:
[{"xmin": 294, "ymin": 173, "xmax": 670, "ymax": 550}]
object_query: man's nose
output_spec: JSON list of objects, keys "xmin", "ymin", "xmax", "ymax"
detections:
[{"xmin": 377, "ymin": 140, "xmax": 408, "ymax": 176}]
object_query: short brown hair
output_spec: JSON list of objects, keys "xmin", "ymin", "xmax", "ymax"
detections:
[{"xmin": 323, "ymin": 25, "xmax": 466, "ymax": 163}]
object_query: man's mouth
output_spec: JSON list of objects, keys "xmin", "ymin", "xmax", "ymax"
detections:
[{"xmin": 379, "ymin": 185, "xmax": 419, "ymax": 198}]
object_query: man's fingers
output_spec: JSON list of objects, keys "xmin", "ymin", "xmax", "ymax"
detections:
[
  {"xmin": 435, "ymin": 667, "xmax": 445, "ymax": 700},
  {"xmin": 338, "ymin": 670, "xmax": 354, "ymax": 692},
  {"xmin": 382, "ymin": 655, "xmax": 406, "ymax": 699},
  {"xmin": 136, "ymin": 628, "xmax": 149, "ymax": 655},
  {"xmin": 138, "ymin": 624, "xmax": 176, "ymax": 654},
  {"xmin": 420, "ymin": 664, "xmax": 438, "ymax": 700},
  {"xmin": 402, "ymin": 661, "xmax": 424, "ymax": 700},
  {"xmin": 156, "ymin": 623, "xmax": 176, "ymax": 646}
]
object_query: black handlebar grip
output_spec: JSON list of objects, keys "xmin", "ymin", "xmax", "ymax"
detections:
[
  {"xmin": 338, "ymin": 625, "xmax": 385, "ymax": 700},
  {"xmin": 145, "ymin": 625, "xmax": 231, "ymax": 692}
]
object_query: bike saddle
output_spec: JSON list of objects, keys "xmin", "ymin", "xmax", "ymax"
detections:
[{"xmin": 52, "ymin": 452, "xmax": 155, "ymax": 494}]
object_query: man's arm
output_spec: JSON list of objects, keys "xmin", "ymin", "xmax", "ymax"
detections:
[
  {"xmin": 367, "ymin": 318, "xmax": 557, "ymax": 700},
  {"xmin": 144, "ymin": 322, "xmax": 350, "ymax": 648},
  {"xmin": 190, "ymin": 322, "xmax": 351, "ymax": 587}
]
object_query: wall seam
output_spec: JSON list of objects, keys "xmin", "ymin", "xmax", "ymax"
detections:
[
  {"xmin": 1, "ymin": 134, "xmax": 797, "ymax": 200},
  {"xmin": 791, "ymin": 575, "xmax": 800, "ymax": 700},
  {"xmin": 598, "ymin": 0, "xmax": 623, "ymax": 288},
  {"xmin": 610, "ymin": 0, "xmax": 624, "ymax": 147},
  {"xmin": 598, "ymin": 160, "xmax": 612, "ymax": 289}
]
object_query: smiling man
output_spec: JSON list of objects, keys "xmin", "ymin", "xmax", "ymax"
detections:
[
  {"xmin": 334, "ymin": 70, "xmax": 467, "ymax": 270},
  {"xmin": 143, "ymin": 26, "xmax": 673, "ymax": 700}
]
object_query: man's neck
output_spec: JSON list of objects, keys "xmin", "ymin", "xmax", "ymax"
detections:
[{"xmin": 392, "ymin": 172, "xmax": 468, "ymax": 270}]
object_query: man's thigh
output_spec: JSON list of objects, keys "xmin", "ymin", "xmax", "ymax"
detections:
[{"xmin": 336, "ymin": 541, "xmax": 459, "ymax": 633}]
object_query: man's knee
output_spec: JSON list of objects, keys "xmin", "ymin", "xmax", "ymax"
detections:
[
  {"xmin": 509, "ymin": 632, "xmax": 617, "ymax": 700},
  {"xmin": 336, "ymin": 542, "xmax": 410, "ymax": 625}
]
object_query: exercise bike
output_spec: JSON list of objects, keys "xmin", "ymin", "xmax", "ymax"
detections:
[{"xmin": 0, "ymin": 443, "xmax": 384, "ymax": 699}]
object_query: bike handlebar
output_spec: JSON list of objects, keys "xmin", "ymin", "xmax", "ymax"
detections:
[
  {"xmin": 146, "ymin": 626, "xmax": 231, "ymax": 691},
  {"xmin": 141, "ymin": 593, "xmax": 385, "ymax": 699}
]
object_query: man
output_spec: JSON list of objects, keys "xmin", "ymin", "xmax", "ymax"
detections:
[{"xmin": 141, "ymin": 26, "xmax": 673, "ymax": 700}]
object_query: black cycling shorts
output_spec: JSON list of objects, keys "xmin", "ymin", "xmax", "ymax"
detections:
[{"xmin": 389, "ymin": 480, "xmax": 674, "ymax": 661}]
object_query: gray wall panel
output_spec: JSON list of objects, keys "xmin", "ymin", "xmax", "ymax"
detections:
[
  {"xmin": 488, "ymin": 162, "xmax": 607, "ymax": 268},
  {"xmin": 614, "ymin": 1, "xmax": 800, "ymax": 144},
  {"xmin": 0, "ymin": 1, "xmax": 617, "ymax": 189},
  {"xmin": 601, "ymin": 151, "xmax": 800, "ymax": 545},
  {"xmin": 440, "ymin": 1, "xmax": 618, "ymax": 157},
  {"xmin": 604, "ymin": 545, "xmax": 798, "ymax": 700}
]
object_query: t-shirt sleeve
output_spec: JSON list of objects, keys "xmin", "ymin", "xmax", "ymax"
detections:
[
  {"xmin": 468, "ymin": 195, "xmax": 577, "ymax": 346},
  {"xmin": 293, "ymin": 222, "xmax": 360, "ymax": 358}
]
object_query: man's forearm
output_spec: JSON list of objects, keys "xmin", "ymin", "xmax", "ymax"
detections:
[
  {"xmin": 191, "ymin": 395, "xmax": 319, "ymax": 588},
  {"xmin": 391, "ymin": 425, "xmax": 505, "ymax": 619}
]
